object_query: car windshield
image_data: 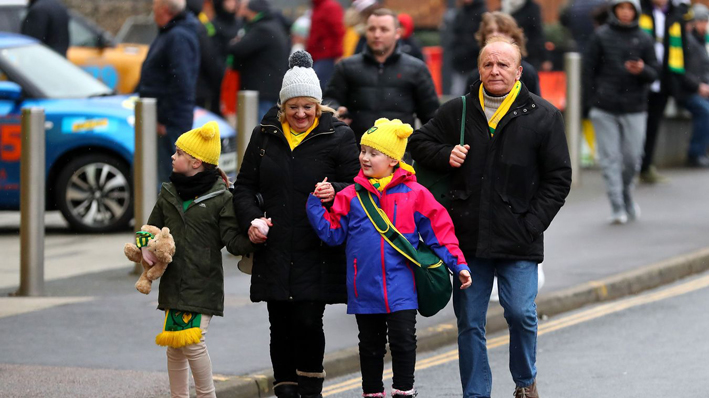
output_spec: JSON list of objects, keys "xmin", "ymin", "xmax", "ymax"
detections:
[{"xmin": 0, "ymin": 43, "xmax": 113, "ymax": 98}]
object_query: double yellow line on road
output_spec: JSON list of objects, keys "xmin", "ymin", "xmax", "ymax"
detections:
[{"xmin": 323, "ymin": 274, "xmax": 709, "ymax": 396}]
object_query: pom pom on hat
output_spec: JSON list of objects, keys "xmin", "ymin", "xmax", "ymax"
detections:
[
  {"xmin": 280, "ymin": 50, "xmax": 322, "ymax": 105},
  {"xmin": 360, "ymin": 118, "xmax": 413, "ymax": 161},
  {"xmin": 175, "ymin": 122, "xmax": 221, "ymax": 166}
]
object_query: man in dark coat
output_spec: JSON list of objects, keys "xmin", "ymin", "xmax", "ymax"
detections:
[
  {"xmin": 211, "ymin": 0, "xmax": 242, "ymax": 65},
  {"xmin": 21, "ymin": 0, "xmax": 70, "ymax": 56},
  {"xmin": 449, "ymin": 0, "xmax": 487, "ymax": 96},
  {"xmin": 324, "ymin": 8, "xmax": 439, "ymax": 142},
  {"xmin": 137, "ymin": 0, "xmax": 200, "ymax": 184},
  {"xmin": 409, "ymin": 37, "xmax": 571, "ymax": 398},
  {"xmin": 186, "ymin": 0, "xmax": 225, "ymax": 115},
  {"xmin": 229, "ymin": 0, "xmax": 289, "ymax": 121},
  {"xmin": 638, "ymin": 0, "xmax": 691, "ymax": 183}
]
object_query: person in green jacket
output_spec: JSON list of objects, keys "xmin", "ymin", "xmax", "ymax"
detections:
[{"xmin": 146, "ymin": 121, "xmax": 253, "ymax": 398}]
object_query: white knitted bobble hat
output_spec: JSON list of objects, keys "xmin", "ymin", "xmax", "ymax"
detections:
[{"xmin": 279, "ymin": 50, "xmax": 322, "ymax": 105}]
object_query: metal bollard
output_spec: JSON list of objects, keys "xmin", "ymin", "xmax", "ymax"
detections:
[
  {"xmin": 18, "ymin": 107, "xmax": 45, "ymax": 296},
  {"xmin": 236, "ymin": 90, "xmax": 259, "ymax": 173},
  {"xmin": 564, "ymin": 52, "xmax": 582, "ymax": 187},
  {"xmin": 133, "ymin": 98, "xmax": 157, "ymax": 274}
]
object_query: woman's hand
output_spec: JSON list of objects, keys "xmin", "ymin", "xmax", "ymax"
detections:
[
  {"xmin": 459, "ymin": 270, "xmax": 472, "ymax": 289},
  {"xmin": 314, "ymin": 177, "xmax": 336, "ymax": 203},
  {"xmin": 248, "ymin": 217, "xmax": 273, "ymax": 244}
]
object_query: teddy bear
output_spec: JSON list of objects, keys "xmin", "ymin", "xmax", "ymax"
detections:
[{"xmin": 124, "ymin": 225, "xmax": 176, "ymax": 294}]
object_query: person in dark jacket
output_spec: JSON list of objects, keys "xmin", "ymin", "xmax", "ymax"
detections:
[
  {"xmin": 466, "ymin": 11, "xmax": 541, "ymax": 96},
  {"xmin": 187, "ymin": 0, "xmax": 225, "ymax": 115},
  {"xmin": 21, "ymin": 0, "xmax": 69, "ymax": 56},
  {"xmin": 560, "ymin": 0, "xmax": 607, "ymax": 54},
  {"xmin": 307, "ymin": 0, "xmax": 345, "ymax": 91},
  {"xmin": 211, "ymin": 0, "xmax": 242, "ymax": 63},
  {"xmin": 449, "ymin": 0, "xmax": 487, "ymax": 96},
  {"xmin": 504, "ymin": 0, "xmax": 550, "ymax": 72},
  {"xmin": 397, "ymin": 13, "xmax": 424, "ymax": 61},
  {"xmin": 233, "ymin": 51, "xmax": 360, "ymax": 398},
  {"xmin": 147, "ymin": 122, "xmax": 253, "ymax": 398},
  {"xmin": 324, "ymin": 8, "xmax": 439, "ymax": 143},
  {"xmin": 409, "ymin": 37, "xmax": 571, "ymax": 398},
  {"xmin": 675, "ymin": 15, "xmax": 709, "ymax": 167},
  {"xmin": 230, "ymin": 0, "xmax": 289, "ymax": 121},
  {"xmin": 638, "ymin": 0, "xmax": 691, "ymax": 183},
  {"xmin": 584, "ymin": 0, "xmax": 659, "ymax": 224},
  {"xmin": 137, "ymin": 0, "xmax": 200, "ymax": 185}
]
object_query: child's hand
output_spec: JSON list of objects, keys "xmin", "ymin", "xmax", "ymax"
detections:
[
  {"xmin": 459, "ymin": 270, "xmax": 472, "ymax": 289},
  {"xmin": 248, "ymin": 217, "xmax": 273, "ymax": 244},
  {"xmin": 314, "ymin": 177, "xmax": 335, "ymax": 203}
]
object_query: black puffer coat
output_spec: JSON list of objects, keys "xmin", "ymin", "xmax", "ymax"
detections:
[
  {"xmin": 582, "ymin": 0, "xmax": 659, "ymax": 115},
  {"xmin": 233, "ymin": 108, "xmax": 360, "ymax": 303},
  {"xmin": 450, "ymin": 1, "xmax": 487, "ymax": 74},
  {"xmin": 323, "ymin": 44, "xmax": 440, "ymax": 142},
  {"xmin": 409, "ymin": 82, "xmax": 571, "ymax": 262}
]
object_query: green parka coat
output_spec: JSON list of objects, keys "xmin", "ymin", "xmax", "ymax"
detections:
[{"xmin": 148, "ymin": 179, "xmax": 253, "ymax": 316}]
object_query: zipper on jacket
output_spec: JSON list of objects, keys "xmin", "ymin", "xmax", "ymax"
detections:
[
  {"xmin": 378, "ymin": 63, "xmax": 384, "ymax": 75},
  {"xmin": 380, "ymin": 237, "xmax": 391, "ymax": 313},
  {"xmin": 353, "ymin": 257, "xmax": 358, "ymax": 298},
  {"xmin": 392, "ymin": 200, "xmax": 398, "ymax": 225}
]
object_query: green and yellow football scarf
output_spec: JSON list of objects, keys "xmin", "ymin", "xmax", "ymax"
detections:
[
  {"xmin": 135, "ymin": 231, "xmax": 154, "ymax": 249},
  {"xmin": 479, "ymin": 81, "xmax": 521, "ymax": 137},
  {"xmin": 639, "ymin": 14, "xmax": 685, "ymax": 74},
  {"xmin": 155, "ymin": 310, "xmax": 202, "ymax": 348}
]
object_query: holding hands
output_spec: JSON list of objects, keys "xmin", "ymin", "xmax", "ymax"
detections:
[
  {"xmin": 314, "ymin": 177, "xmax": 336, "ymax": 203},
  {"xmin": 248, "ymin": 217, "xmax": 273, "ymax": 244}
]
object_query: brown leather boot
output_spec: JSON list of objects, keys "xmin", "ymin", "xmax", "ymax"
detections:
[{"xmin": 513, "ymin": 380, "xmax": 538, "ymax": 398}]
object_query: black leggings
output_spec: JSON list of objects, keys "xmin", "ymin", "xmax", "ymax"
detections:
[
  {"xmin": 267, "ymin": 301, "xmax": 326, "ymax": 393},
  {"xmin": 355, "ymin": 310, "xmax": 417, "ymax": 394},
  {"xmin": 642, "ymin": 91, "xmax": 669, "ymax": 172}
]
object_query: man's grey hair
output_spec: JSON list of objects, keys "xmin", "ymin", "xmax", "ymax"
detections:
[{"xmin": 159, "ymin": 0, "xmax": 186, "ymax": 15}]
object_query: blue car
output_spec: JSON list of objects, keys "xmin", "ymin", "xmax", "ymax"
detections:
[{"xmin": 0, "ymin": 33, "xmax": 237, "ymax": 232}]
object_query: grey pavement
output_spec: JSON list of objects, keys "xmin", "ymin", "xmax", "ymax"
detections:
[
  {"xmin": 0, "ymin": 168, "xmax": 708, "ymax": 397},
  {"xmin": 321, "ymin": 270, "xmax": 709, "ymax": 397}
]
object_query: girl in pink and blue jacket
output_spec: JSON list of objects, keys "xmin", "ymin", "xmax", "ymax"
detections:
[{"xmin": 306, "ymin": 118, "xmax": 471, "ymax": 397}]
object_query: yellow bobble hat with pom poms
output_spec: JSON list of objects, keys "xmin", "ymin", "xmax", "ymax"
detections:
[
  {"xmin": 360, "ymin": 118, "xmax": 413, "ymax": 161},
  {"xmin": 174, "ymin": 121, "xmax": 221, "ymax": 166}
]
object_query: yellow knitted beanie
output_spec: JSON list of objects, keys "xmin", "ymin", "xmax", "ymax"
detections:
[
  {"xmin": 360, "ymin": 118, "xmax": 413, "ymax": 161},
  {"xmin": 175, "ymin": 122, "xmax": 221, "ymax": 166}
]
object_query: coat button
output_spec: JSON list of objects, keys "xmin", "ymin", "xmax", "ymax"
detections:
[
  {"xmin": 261, "ymin": 128, "xmax": 265, "ymax": 132},
  {"xmin": 523, "ymin": 109, "xmax": 528, "ymax": 113},
  {"xmin": 513, "ymin": 111, "xmax": 518, "ymax": 115},
  {"xmin": 532, "ymin": 104, "xmax": 536, "ymax": 108}
]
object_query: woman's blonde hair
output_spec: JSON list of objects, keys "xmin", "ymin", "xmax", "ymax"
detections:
[
  {"xmin": 475, "ymin": 12, "xmax": 528, "ymax": 58},
  {"xmin": 278, "ymin": 97, "xmax": 337, "ymax": 124}
]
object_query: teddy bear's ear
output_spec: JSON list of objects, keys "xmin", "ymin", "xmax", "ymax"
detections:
[
  {"xmin": 140, "ymin": 224, "xmax": 150, "ymax": 232},
  {"xmin": 161, "ymin": 227, "xmax": 170, "ymax": 236}
]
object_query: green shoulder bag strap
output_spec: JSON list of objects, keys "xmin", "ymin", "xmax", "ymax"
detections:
[
  {"xmin": 459, "ymin": 95, "xmax": 466, "ymax": 146},
  {"xmin": 354, "ymin": 184, "xmax": 443, "ymax": 269}
]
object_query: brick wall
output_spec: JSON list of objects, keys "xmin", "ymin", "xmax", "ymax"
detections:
[{"xmin": 64, "ymin": 0, "xmax": 152, "ymax": 35}]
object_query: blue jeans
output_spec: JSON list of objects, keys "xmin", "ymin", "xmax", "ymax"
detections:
[
  {"xmin": 313, "ymin": 59, "xmax": 336, "ymax": 91},
  {"xmin": 682, "ymin": 94, "xmax": 709, "ymax": 159},
  {"xmin": 453, "ymin": 257, "xmax": 538, "ymax": 398},
  {"xmin": 258, "ymin": 100, "xmax": 276, "ymax": 122}
]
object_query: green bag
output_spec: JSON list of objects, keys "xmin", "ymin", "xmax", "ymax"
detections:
[
  {"xmin": 413, "ymin": 96, "xmax": 466, "ymax": 208},
  {"xmin": 355, "ymin": 185, "xmax": 452, "ymax": 317}
]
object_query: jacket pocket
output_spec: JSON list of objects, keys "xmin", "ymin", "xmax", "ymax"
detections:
[{"xmin": 494, "ymin": 192, "xmax": 533, "ymax": 247}]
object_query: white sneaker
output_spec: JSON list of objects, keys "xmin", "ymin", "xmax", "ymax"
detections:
[
  {"xmin": 609, "ymin": 209, "xmax": 628, "ymax": 225},
  {"xmin": 626, "ymin": 202, "xmax": 641, "ymax": 221}
]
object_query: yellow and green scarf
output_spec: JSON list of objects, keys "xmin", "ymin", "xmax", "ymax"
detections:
[
  {"xmin": 479, "ymin": 81, "xmax": 522, "ymax": 137},
  {"xmin": 155, "ymin": 310, "xmax": 202, "ymax": 348},
  {"xmin": 282, "ymin": 118, "xmax": 319, "ymax": 150},
  {"xmin": 135, "ymin": 231, "xmax": 154, "ymax": 249},
  {"xmin": 639, "ymin": 14, "xmax": 685, "ymax": 74}
]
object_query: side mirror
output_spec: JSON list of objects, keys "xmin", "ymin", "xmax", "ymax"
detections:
[{"xmin": 0, "ymin": 81, "xmax": 22, "ymax": 100}]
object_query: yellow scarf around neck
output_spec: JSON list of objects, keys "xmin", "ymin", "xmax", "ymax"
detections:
[
  {"xmin": 479, "ymin": 81, "xmax": 522, "ymax": 137},
  {"xmin": 282, "ymin": 118, "xmax": 320, "ymax": 150}
]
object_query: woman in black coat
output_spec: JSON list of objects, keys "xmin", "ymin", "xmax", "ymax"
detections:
[{"xmin": 233, "ymin": 51, "xmax": 360, "ymax": 398}]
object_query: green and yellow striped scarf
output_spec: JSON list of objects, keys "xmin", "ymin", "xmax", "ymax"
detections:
[{"xmin": 639, "ymin": 14, "xmax": 685, "ymax": 74}]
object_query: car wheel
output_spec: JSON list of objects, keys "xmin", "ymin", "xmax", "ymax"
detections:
[{"xmin": 55, "ymin": 154, "xmax": 132, "ymax": 233}]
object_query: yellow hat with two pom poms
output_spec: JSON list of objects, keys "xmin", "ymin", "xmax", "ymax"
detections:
[{"xmin": 175, "ymin": 121, "xmax": 221, "ymax": 166}]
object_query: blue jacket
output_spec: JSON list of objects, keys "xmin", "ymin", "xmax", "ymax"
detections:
[
  {"xmin": 137, "ymin": 12, "xmax": 200, "ymax": 132},
  {"xmin": 306, "ymin": 165, "xmax": 469, "ymax": 314}
]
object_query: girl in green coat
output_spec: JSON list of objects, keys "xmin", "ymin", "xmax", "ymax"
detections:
[{"xmin": 146, "ymin": 121, "xmax": 253, "ymax": 398}]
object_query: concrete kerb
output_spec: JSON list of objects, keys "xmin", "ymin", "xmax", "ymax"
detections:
[{"xmin": 214, "ymin": 247, "xmax": 709, "ymax": 398}]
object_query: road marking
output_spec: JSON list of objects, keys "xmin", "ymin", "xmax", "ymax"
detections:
[{"xmin": 322, "ymin": 274, "xmax": 709, "ymax": 396}]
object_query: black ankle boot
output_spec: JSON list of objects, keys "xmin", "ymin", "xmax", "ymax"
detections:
[
  {"xmin": 274, "ymin": 382, "xmax": 300, "ymax": 398},
  {"xmin": 297, "ymin": 369, "xmax": 326, "ymax": 398}
]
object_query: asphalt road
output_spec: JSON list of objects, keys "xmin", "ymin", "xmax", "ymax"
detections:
[{"xmin": 322, "ymin": 271, "xmax": 709, "ymax": 397}]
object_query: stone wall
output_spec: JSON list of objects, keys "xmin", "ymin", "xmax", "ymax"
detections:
[{"xmin": 64, "ymin": 0, "xmax": 152, "ymax": 35}]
